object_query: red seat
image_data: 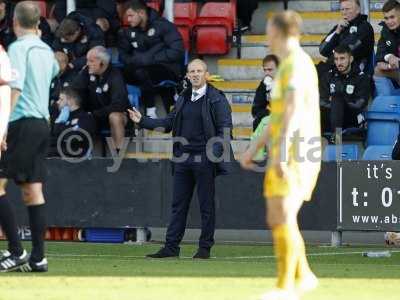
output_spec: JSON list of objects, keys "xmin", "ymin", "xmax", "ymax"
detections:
[
  {"xmin": 34, "ymin": 1, "xmax": 47, "ymax": 17},
  {"xmin": 146, "ymin": 1, "xmax": 161, "ymax": 12},
  {"xmin": 174, "ymin": 2, "xmax": 198, "ymax": 50},
  {"xmin": 194, "ymin": 1, "xmax": 236, "ymax": 55}
]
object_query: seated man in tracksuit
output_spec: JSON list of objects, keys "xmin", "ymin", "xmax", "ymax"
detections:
[
  {"xmin": 0, "ymin": 0, "xmax": 53, "ymax": 49},
  {"xmin": 374, "ymin": 0, "xmax": 400, "ymax": 96},
  {"xmin": 117, "ymin": 0, "xmax": 184, "ymax": 118},
  {"xmin": 52, "ymin": 87, "xmax": 97, "ymax": 158},
  {"xmin": 52, "ymin": 12, "xmax": 105, "ymax": 76},
  {"xmin": 72, "ymin": 46, "xmax": 129, "ymax": 153},
  {"xmin": 53, "ymin": 0, "xmax": 120, "ymax": 44},
  {"xmin": 320, "ymin": 45, "xmax": 371, "ymax": 138}
]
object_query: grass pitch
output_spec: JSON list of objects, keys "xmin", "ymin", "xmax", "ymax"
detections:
[{"xmin": 0, "ymin": 241, "xmax": 399, "ymax": 300}]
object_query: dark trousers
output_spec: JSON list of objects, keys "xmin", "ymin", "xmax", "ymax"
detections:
[
  {"xmin": 123, "ymin": 64, "xmax": 178, "ymax": 108},
  {"xmin": 330, "ymin": 97, "xmax": 359, "ymax": 131},
  {"xmin": 165, "ymin": 153, "xmax": 216, "ymax": 252}
]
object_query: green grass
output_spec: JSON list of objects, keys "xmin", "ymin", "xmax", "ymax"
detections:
[{"xmin": 0, "ymin": 241, "xmax": 399, "ymax": 300}]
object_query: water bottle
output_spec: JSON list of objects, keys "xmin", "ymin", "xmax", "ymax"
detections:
[{"xmin": 362, "ymin": 251, "xmax": 391, "ymax": 258}]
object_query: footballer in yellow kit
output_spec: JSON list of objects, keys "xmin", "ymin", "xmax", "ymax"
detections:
[
  {"xmin": 264, "ymin": 41, "xmax": 321, "ymax": 201},
  {"xmin": 240, "ymin": 10, "xmax": 321, "ymax": 300}
]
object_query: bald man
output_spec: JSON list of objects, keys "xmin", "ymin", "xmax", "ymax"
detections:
[{"xmin": 128, "ymin": 59, "xmax": 233, "ymax": 259}]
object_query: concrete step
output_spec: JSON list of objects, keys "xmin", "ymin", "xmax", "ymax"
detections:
[
  {"xmin": 226, "ymin": 44, "xmax": 321, "ymax": 59},
  {"xmin": 265, "ymin": 11, "xmax": 384, "ymax": 34},
  {"xmin": 241, "ymin": 33, "xmax": 381, "ymax": 46},
  {"xmin": 217, "ymin": 58, "xmax": 321, "ymax": 81},
  {"xmin": 210, "ymin": 81, "xmax": 259, "ymax": 91}
]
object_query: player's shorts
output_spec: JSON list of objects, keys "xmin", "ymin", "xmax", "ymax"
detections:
[
  {"xmin": 0, "ymin": 118, "xmax": 50, "ymax": 184},
  {"xmin": 264, "ymin": 162, "xmax": 319, "ymax": 201}
]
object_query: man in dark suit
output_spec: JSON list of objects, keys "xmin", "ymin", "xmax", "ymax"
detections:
[{"xmin": 128, "ymin": 59, "xmax": 233, "ymax": 259}]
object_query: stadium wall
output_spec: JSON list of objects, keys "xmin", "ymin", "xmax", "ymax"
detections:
[{"xmin": 9, "ymin": 159, "xmax": 337, "ymax": 231}]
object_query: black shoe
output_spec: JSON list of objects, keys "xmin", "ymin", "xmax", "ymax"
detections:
[
  {"xmin": 146, "ymin": 247, "xmax": 179, "ymax": 258},
  {"xmin": 19, "ymin": 258, "xmax": 48, "ymax": 272},
  {"xmin": 193, "ymin": 248, "xmax": 210, "ymax": 259},
  {"xmin": 0, "ymin": 250, "xmax": 29, "ymax": 272}
]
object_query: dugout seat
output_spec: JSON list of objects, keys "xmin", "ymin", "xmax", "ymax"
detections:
[
  {"xmin": 174, "ymin": 2, "xmax": 198, "ymax": 51},
  {"xmin": 369, "ymin": 96, "xmax": 400, "ymax": 114},
  {"xmin": 366, "ymin": 112, "xmax": 400, "ymax": 146},
  {"xmin": 323, "ymin": 144, "xmax": 359, "ymax": 161},
  {"xmin": 193, "ymin": 1, "xmax": 236, "ymax": 55},
  {"xmin": 362, "ymin": 145, "xmax": 393, "ymax": 160}
]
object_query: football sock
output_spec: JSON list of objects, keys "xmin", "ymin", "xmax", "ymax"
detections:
[
  {"xmin": 28, "ymin": 204, "xmax": 46, "ymax": 262},
  {"xmin": 272, "ymin": 223, "xmax": 298, "ymax": 290},
  {"xmin": 294, "ymin": 225, "xmax": 313, "ymax": 281},
  {"xmin": 0, "ymin": 195, "xmax": 23, "ymax": 256}
]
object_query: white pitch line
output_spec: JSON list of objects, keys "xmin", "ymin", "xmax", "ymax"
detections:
[{"xmin": 45, "ymin": 250, "xmax": 400, "ymax": 261}]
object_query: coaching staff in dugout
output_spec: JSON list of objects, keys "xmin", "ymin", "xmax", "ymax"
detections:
[
  {"xmin": 0, "ymin": 1, "xmax": 59, "ymax": 272},
  {"xmin": 72, "ymin": 46, "xmax": 129, "ymax": 153},
  {"xmin": 128, "ymin": 59, "xmax": 233, "ymax": 259},
  {"xmin": 118, "ymin": 0, "xmax": 184, "ymax": 119},
  {"xmin": 53, "ymin": 11, "xmax": 105, "ymax": 76},
  {"xmin": 320, "ymin": 45, "xmax": 371, "ymax": 138},
  {"xmin": 0, "ymin": 0, "xmax": 53, "ymax": 49},
  {"xmin": 319, "ymin": 0, "xmax": 374, "ymax": 73},
  {"xmin": 53, "ymin": 0, "xmax": 120, "ymax": 43}
]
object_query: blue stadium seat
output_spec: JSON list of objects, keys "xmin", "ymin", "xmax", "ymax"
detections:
[
  {"xmin": 323, "ymin": 144, "xmax": 359, "ymax": 161},
  {"xmin": 366, "ymin": 112, "xmax": 400, "ymax": 146},
  {"xmin": 362, "ymin": 145, "xmax": 393, "ymax": 160},
  {"xmin": 126, "ymin": 85, "xmax": 141, "ymax": 108},
  {"xmin": 369, "ymin": 96, "xmax": 400, "ymax": 113}
]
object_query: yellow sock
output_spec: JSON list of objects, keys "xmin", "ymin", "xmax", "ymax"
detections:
[
  {"xmin": 272, "ymin": 224, "xmax": 299, "ymax": 290},
  {"xmin": 294, "ymin": 228, "xmax": 312, "ymax": 282}
]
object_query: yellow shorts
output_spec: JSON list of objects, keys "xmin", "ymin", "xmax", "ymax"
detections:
[
  {"xmin": 263, "ymin": 167, "xmax": 292, "ymax": 199},
  {"xmin": 263, "ymin": 163, "xmax": 318, "ymax": 200}
]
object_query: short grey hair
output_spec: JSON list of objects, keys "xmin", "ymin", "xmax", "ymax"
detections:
[
  {"xmin": 90, "ymin": 46, "xmax": 111, "ymax": 65},
  {"xmin": 14, "ymin": 1, "xmax": 40, "ymax": 29}
]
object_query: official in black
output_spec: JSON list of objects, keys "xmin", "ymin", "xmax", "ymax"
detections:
[
  {"xmin": 118, "ymin": 0, "xmax": 184, "ymax": 118},
  {"xmin": 128, "ymin": 59, "xmax": 233, "ymax": 259},
  {"xmin": 320, "ymin": 45, "xmax": 371, "ymax": 136},
  {"xmin": 72, "ymin": 46, "xmax": 129, "ymax": 152},
  {"xmin": 53, "ymin": 12, "xmax": 105, "ymax": 75},
  {"xmin": 319, "ymin": 0, "xmax": 374, "ymax": 73}
]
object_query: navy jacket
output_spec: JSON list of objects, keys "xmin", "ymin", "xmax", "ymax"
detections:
[
  {"xmin": 117, "ymin": 8, "xmax": 185, "ymax": 78},
  {"xmin": 53, "ymin": 12, "xmax": 105, "ymax": 72},
  {"xmin": 140, "ymin": 84, "xmax": 233, "ymax": 176}
]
